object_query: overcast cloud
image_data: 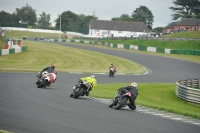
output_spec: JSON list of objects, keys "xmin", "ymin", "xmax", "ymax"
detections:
[{"xmin": 0, "ymin": 0, "xmax": 174, "ymax": 28}]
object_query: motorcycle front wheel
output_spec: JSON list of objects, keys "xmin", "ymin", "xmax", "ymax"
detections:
[
  {"xmin": 73, "ymin": 88, "xmax": 85, "ymax": 99},
  {"xmin": 109, "ymin": 99, "xmax": 115, "ymax": 107},
  {"xmin": 115, "ymin": 97, "xmax": 128, "ymax": 110},
  {"xmin": 37, "ymin": 79, "xmax": 47, "ymax": 88}
]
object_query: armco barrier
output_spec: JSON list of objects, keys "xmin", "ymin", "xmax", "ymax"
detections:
[
  {"xmin": 0, "ymin": 46, "xmax": 27, "ymax": 56},
  {"xmin": 48, "ymin": 39, "xmax": 200, "ymax": 56},
  {"xmin": 176, "ymin": 79, "xmax": 200, "ymax": 104}
]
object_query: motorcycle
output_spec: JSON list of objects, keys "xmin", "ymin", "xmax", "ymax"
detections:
[
  {"xmin": 36, "ymin": 71, "xmax": 57, "ymax": 88},
  {"xmin": 23, "ymin": 36, "xmax": 27, "ymax": 40},
  {"xmin": 109, "ymin": 68, "xmax": 115, "ymax": 77},
  {"xmin": 109, "ymin": 90, "xmax": 132, "ymax": 110},
  {"xmin": 71, "ymin": 80, "xmax": 92, "ymax": 98}
]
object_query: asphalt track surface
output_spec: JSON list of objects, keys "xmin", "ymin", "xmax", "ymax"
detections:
[{"xmin": 0, "ymin": 41, "xmax": 200, "ymax": 133}]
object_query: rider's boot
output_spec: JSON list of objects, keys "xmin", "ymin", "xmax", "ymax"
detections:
[{"xmin": 127, "ymin": 103, "xmax": 136, "ymax": 110}]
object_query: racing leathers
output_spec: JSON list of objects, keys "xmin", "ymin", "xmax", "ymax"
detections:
[
  {"xmin": 71, "ymin": 76, "xmax": 97, "ymax": 97},
  {"xmin": 118, "ymin": 86, "xmax": 138, "ymax": 110}
]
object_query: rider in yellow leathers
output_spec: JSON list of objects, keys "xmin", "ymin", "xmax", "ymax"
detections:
[{"xmin": 70, "ymin": 75, "xmax": 97, "ymax": 97}]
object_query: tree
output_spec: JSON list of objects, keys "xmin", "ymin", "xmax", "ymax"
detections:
[
  {"xmin": 131, "ymin": 6, "xmax": 154, "ymax": 30},
  {"xmin": 120, "ymin": 14, "xmax": 131, "ymax": 21},
  {"xmin": 153, "ymin": 27, "xmax": 163, "ymax": 33},
  {"xmin": 55, "ymin": 10, "xmax": 98, "ymax": 34},
  {"xmin": 37, "ymin": 11, "xmax": 50, "ymax": 29},
  {"xmin": 111, "ymin": 17, "xmax": 121, "ymax": 21},
  {"xmin": 0, "ymin": 11, "xmax": 13, "ymax": 26},
  {"xmin": 15, "ymin": 4, "xmax": 37, "ymax": 27},
  {"xmin": 55, "ymin": 11, "xmax": 78, "ymax": 32},
  {"xmin": 112, "ymin": 14, "xmax": 132, "ymax": 21},
  {"xmin": 79, "ymin": 15, "xmax": 97, "ymax": 34},
  {"xmin": 169, "ymin": 0, "xmax": 200, "ymax": 20}
]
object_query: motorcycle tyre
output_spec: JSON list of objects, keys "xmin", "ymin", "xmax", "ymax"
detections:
[
  {"xmin": 73, "ymin": 88, "xmax": 85, "ymax": 99},
  {"xmin": 115, "ymin": 97, "xmax": 128, "ymax": 110},
  {"xmin": 109, "ymin": 97, "xmax": 118, "ymax": 108},
  {"xmin": 109, "ymin": 71, "xmax": 114, "ymax": 77},
  {"xmin": 37, "ymin": 79, "xmax": 47, "ymax": 88},
  {"xmin": 109, "ymin": 99, "xmax": 115, "ymax": 107}
]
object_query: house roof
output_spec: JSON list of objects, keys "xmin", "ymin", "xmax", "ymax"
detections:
[
  {"xmin": 164, "ymin": 22, "xmax": 177, "ymax": 29},
  {"xmin": 90, "ymin": 20, "xmax": 151, "ymax": 32},
  {"xmin": 176, "ymin": 18, "xmax": 200, "ymax": 26}
]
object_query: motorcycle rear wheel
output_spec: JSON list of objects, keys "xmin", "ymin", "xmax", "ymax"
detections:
[{"xmin": 115, "ymin": 97, "xmax": 128, "ymax": 110}]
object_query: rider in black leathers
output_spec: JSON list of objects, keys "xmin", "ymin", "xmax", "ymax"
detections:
[
  {"xmin": 118, "ymin": 82, "xmax": 138, "ymax": 110},
  {"xmin": 38, "ymin": 64, "xmax": 55, "ymax": 78}
]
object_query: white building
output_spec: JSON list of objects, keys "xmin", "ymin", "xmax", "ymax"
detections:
[{"xmin": 88, "ymin": 20, "xmax": 152, "ymax": 38}]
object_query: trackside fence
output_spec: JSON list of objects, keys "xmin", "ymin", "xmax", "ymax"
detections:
[{"xmin": 176, "ymin": 79, "xmax": 200, "ymax": 104}]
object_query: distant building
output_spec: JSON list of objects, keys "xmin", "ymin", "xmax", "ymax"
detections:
[
  {"xmin": 163, "ymin": 22, "xmax": 177, "ymax": 34},
  {"xmin": 163, "ymin": 18, "xmax": 200, "ymax": 34},
  {"xmin": 88, "ymin": 20, "xmax": 152, "ymax": 37}
]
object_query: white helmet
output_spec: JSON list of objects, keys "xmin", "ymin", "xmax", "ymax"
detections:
[
  {"xmin": 91, "ymin": 74, "xmax": 95, "ymax": 78},
  {"xmin": 131, "ymin": 82, "xmax": 137, "ymax": 87}
]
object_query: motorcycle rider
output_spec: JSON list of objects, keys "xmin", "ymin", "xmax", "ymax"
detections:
[
  {"xmin": 38, "ymin": 64, "xmax": 57, "ymax": 87},
  {"xmin": 109, "ymin": 63, "xmax": 117, "ymax": 73},
  {"xmin": 70, "ymin": 75, "xmax": 97, "ymax": 97},
  {"xmin": 117, "ymin": 82, "xmax": 138, "ymax": 110}
]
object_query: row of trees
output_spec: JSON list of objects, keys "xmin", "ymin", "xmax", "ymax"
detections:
[
  {"xmin": 0, "ymin": 0, "xmax": 200, "ymax": 34},
  {"xmin": 0, "ymin": 4, "xmax": 97, "ymax": 34},
  {"xmin": 0, "ymin": 4, "xmax": 155, "ymax": 33}
]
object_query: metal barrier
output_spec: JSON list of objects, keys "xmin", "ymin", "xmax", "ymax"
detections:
[{"xmin": 176, "ymin": 79, "xmax": 200, "ymax": 104}]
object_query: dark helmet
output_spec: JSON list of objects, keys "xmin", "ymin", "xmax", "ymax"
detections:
[
  {"xmin": 51, "ymin": 64, "xmax": 55, "ymax": 68},
  {"xmin": 111, "ymin": 63, "xmax": 113, "ymax": 65}
]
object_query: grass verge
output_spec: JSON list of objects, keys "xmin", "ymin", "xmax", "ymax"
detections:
[
  {"xmin": 0, "ymin": 130, "xmax": 13, "ymax": 133},
  {"xmin": 4, "ymin": 30, "xmax": 60, "ymax": 39},
  {"xmin": 0, "ymin": 40, "xmax": 145, "ymax": 74},
  {"xmin": 161, "ymin": 31, "xmax": 200, "ymax": 39},
  {"xmin": 90, "ymin": 83, "xmax": 200, "ymax": 119}
]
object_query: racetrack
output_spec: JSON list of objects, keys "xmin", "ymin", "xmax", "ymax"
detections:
[{"xmin": 0, "ymin": 42, "xmax": 200, "ymax": 133}]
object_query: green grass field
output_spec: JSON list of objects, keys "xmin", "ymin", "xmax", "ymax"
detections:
[
  {"xmin": 4, "ymin": 30, "xmax": 60, "ymax": 39},
  {"xmin": 161, "ymin": 31, "xmax": 200, "ymax": 38},
  {"xmin": 0, "ymin": 40, "xmax": 145, "ymax": 74}
]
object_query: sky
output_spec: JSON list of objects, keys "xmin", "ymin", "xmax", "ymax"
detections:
[{"xmin": 0, "ymin": 0, "xmax": 175, "ymax": 28}]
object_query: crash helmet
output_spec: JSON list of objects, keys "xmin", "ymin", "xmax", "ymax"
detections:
[
  {"xmin": 51, "ymin": 64, "xmax": 55, "ymax": 69},
  {"xmin": 91, "ymin": 74, "xmax": 95, "ymax": 78},
  {"xmin": 130, "ymin": 82, "xmax": 137, "ymax": 87}
]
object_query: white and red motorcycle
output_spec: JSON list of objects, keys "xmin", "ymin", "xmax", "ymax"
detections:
[
  {"xmin": 36, "ymin": 70, "xmax": 57, "ymax": 88},
  {"xmin": 109, "ymin": 67, "xmax": 115, "ymax": 77}
]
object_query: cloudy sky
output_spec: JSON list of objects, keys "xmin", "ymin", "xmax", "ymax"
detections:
[{"xmin": 0, "ymin": 0, "xmax": 174, "ymax": 28}]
